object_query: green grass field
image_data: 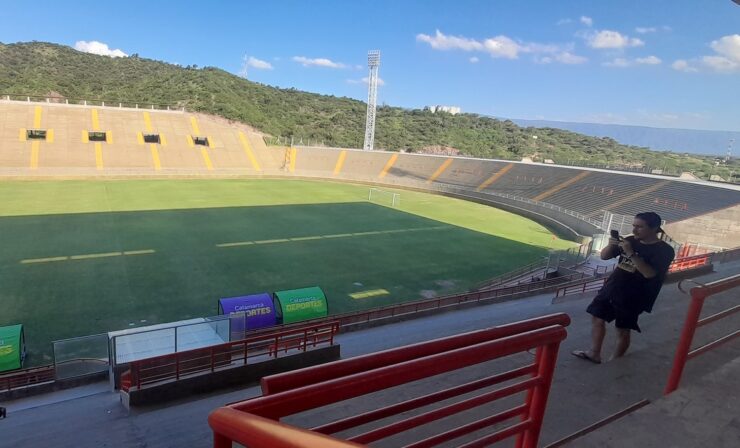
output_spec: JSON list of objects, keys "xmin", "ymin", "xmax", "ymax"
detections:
[{"xmin": 0, "ymin": 179, "xmax": 576, "ymax": 364}]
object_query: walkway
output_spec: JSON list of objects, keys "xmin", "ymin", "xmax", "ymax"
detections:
[{"xmin": 0, "ymin": 261, "xmax": 737, "ymax": 448}]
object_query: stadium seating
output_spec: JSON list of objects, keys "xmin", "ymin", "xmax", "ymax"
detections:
[{"xmin": 1, "ymin": 100, "xmax": 738, "ymax": 247}]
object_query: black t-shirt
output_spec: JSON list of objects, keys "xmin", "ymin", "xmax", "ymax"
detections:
[{"xmin": 596, "ymin": 236, "xmax": 675, "ymax": 313}]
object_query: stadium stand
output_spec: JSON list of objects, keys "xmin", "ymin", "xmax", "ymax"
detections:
[{"xmin": 1, "ymin": 100, "xmax": 739, "ymax": 248}]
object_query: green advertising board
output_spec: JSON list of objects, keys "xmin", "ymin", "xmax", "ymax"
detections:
[
  {"xmin": 0, "ymin": 324, "xmax": 25, "ymax": 372},
  {"xmin": 273, "ymin": 286, "xmax": 328, "ymax": 324}
]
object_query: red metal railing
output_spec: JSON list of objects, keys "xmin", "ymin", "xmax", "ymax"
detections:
[
  {"xmin": 126, "ymin": 321, "xmax": 339, "ymax": 390},
  {"xmin": 0, "ymin": 365, "xmax": 55, "ymax": 392},
  {"xmin": 664, "ymin": 274, "xmax": 740, "ymax": 395},
  {"xmin": 668, "ymin": 254, "xmax": 710, "ymax": 273},
  {"xmin": 210, "ymin": 313, "xmax": 570, "ymax": 448},
  {"xmin": 555, "ymin": 254, "xmax": 715, "ymax": 299},
  {"xmin": 554, "ymin": 278, "xmax": 607, "ymax": 298}
]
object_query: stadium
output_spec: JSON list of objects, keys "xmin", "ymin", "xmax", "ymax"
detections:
[
  {"xmin": 1, "ymin": 93, "xmax": 739, "ymax": 446},
  {"xmin": 1, "ymin": 5, "xmax": 740, "ymax": 446}
]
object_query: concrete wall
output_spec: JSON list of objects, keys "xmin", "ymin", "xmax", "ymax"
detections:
[{"xmin": 664, "ymin": 205, "xmax": 740, "ymax": 249}]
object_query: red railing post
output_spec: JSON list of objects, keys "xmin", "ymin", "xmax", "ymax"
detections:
[
  {"xmin": 665, "ymin": 289, "xmax": 704, "ymax": 395},
  {"xmin": 521, "ymin": 342, "xmax": 560, "ymax": 448}
]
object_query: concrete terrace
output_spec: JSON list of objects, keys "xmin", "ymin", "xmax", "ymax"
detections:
[{"xmin": 0, "ymin": 260, "xmax": 737, "ymax": 448}]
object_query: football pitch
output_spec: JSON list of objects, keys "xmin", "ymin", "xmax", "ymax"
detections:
[{"xmin": 0, "ymin": 179, "xmax": 576, "ymax": 364}]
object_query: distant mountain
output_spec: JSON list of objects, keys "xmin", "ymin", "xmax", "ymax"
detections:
[{"xmin": 509, "ymin": 119, "xmax": 739, "ymax": 157}]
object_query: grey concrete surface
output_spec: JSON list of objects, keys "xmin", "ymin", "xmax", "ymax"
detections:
[{"xmin": 0, "ymin": 261, "xmax": 737, "ymax": 448}]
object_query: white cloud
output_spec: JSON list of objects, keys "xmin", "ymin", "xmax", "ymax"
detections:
[
  {"xmin": 416, "ymin": 30, "xmax": 483, "ymax": 51},
  {"xmin": 238, "ymin": 56, "xmax": 273, "ymax": 78},
  {"xmin": 555, "ymin": 52, "xmax": 588, "ymax": 64},
  {"xmin": 604, "ymin": 55, "xmax": 661, "ymax": 67},
  {"xmin": 292, "ymin": 56, "xmax": 346, "ymax": 68},
  {"xmin": 673, "ymin": 35, "xmax": 740, "ymax": 74},
  {"xmin": 603, "ymin": 58, "xmax": 630, "ymax": 67},
  {"xmin": 417, "ymin": 29, "xmax": 585, "ymax": 65},
  {"xmin": 482, "ymin": 36, "xmax": 521, "ymax": 59},
  {"xmin": 635, "ymin": 27, "xmax": 657, "ymax": 34},
  {"xmin": 556, "ymin": 18, "xmax": 573, "ymax": 26},
  {"xmin": 586, "ymin": 30, "xmax": 644, "ymax": 49},
  {"xmin": 74, "ymin": 40, "xmax": 127, "ymax": 58},
  {"xmin": 671, "ymin": 59, "xmax": 698, "ymax": 73},
  {"xmin": 702, "ymin": 55, "xmax": 739, "ymax": 73},
  {"xmin": 635, "ymin": 55, "xmax": 662, "ymax": 65},
  {"xmin": 347, "ymin": 77, "xmax": 385, "ymax": 86},
  {"xmin": 580, "ymin": 16, "xmax": 593, "ymax": 27},
  {"xmin": 709, "ymin": 34, "xmax": 740, "ymax": 62}
]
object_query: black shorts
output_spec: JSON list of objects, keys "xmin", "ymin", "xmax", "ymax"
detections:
[{"xmin": 587, "ymin": 295, "xmax": 642, "ymax": 332}]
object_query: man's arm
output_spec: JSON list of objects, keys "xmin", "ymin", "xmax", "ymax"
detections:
[{"xmin": 601, "ymin": 237, "xmax": 621, "ymax": 260}]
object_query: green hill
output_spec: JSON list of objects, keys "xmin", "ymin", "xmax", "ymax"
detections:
[{"xmin": 0, "ymin": 41, "xmax": 735, "ymax": 181}]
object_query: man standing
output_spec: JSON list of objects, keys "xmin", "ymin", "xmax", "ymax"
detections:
[{"xmin": 573, "ymin": 212, "xmax": 675, "ymax": 363}]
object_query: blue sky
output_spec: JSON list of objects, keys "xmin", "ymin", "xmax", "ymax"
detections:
[{"xmin": 1, "ymin": 0, "xmax": 739, "ymax": 131}]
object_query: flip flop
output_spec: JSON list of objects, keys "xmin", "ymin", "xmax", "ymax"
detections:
[{"xmin": 571, "ymin": 350, "xmax": 601, "ymax": 364}]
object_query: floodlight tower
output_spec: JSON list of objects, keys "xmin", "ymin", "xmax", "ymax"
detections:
[{"xmin": 363, "ymin": 50, "xmax": 381, "ymax": 151}]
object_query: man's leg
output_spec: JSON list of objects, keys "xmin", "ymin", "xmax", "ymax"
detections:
[
  {"xmin": 589, "ymin": 316, "xmax": 607, "ymax": 362},
  {"xmin": 613, "ymin": 328, "xmax": 631, "ymax": 359}
]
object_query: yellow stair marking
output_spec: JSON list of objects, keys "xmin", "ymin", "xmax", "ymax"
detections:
[
  {"xmin": 46, "ymin": 129, "xmax": 54, "ymax": 143},
  {"xmin": 190, "ymin": 116, "xmax": 200, "ymax": 135},
  {"xmin": 123, "ymin": 249, "xmax": 155, "ymax": 255},
  {"xmin": 589, "ymin": 180, "xmax": 673, "ymax": 217},
  {"xmin": 21, "ymin": 256, "xmax": 69, "ymax": 264},
  {"xmin": 150, "ymin": 144, "xmax": 162, "ymax": 170},
  {"xmin": 350, "ymin": 289, "xmax": 390, "ymax": 300},
  {"xmin": 33, "ymin": 106, "xmax": 42, "ymax": 128},
  {"xmin": 288, "ymin": 147, "xmax": 297, "ymax": 173},
  {"xmin": 186, "ymin": 135, "xmax": 194, "ymax": 147},
  {"xmin": 30, "ymin": 141, "xmax": 40, "ymax": 169},
  {"xmin": 254, "ymin": 238, "xmax": 290, "ymax": 244},
  {"xmin": 160, "ymin": 134, "xmax": 167, "ymax": 146},
  {"xmin": 289, "ymin": 236, "xmax": 322, "ymax": 242},
  {"xmin": 137, "ymin": 132, "xmax": 144, "ymax": 145},
  {"xmin": 333, "ymin": 150, "xmax": 347, "ymax": 175},
  {"xmin": 105, "ymin": 131, "xmax": 113, "ymax": 144},
  {"xmin": 19, "ymin": 128, "xmax": 26, "ymax": 142},
  {"xmin": 533, "ymin": 171, "xmax": 591, "ymax": 202},
  {"xmin": 69, "ymin": 252, "xmax": 122, "ymax": 260},
  {"xmin": 143, "ymin": 112, "xmax": 153, "ymax": 132},
  {"xmin": 91, "ymin": 109, "xmax": 100, "ymax": 130},
  {"xmin": 82, "ymin": 130, "xmax": 89, "ymax": 143},
  {"xmin": 201, "ymin": 148, "xmax": 213, "ymax": 170},
  {"xmin": 238, "ymin": 131, "xmax": 262, "ymax": 171},
  {"xmin": 476, "ymin": 163, "xmax": 514, "ymax": 191},
  {"xmin": 378, "ymin": 153, "xmax": 399, "ymax": 178},
  {"xmin": 427, "ymin": 158, "xmax": 454, "ymax": 184},
  {"xmin": 216, "ymin": 241, "xmax": 255, "ymax": 248},
  {"xmin": 95, "ymin": 142, "xmax": 104, "ymax": 170}
]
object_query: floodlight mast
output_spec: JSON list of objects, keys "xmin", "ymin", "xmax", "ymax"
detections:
[{"xmin": 363, "ymin": 50, "xmax": 381, "ymax": 151}]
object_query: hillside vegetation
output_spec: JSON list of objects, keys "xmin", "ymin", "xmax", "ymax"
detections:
[{"xmin": 0, "ymin": 41, "xmax": 736, "ymax": 181}]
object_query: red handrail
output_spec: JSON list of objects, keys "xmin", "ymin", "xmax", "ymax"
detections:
[
  {"xmin": 260, "ymin": 313, "xmax": 570, "ymax": 395},
  {"xmin": 668, "ymin": 254, "xmax": 710, "ymax": 273},
  {"xmin": 664, "ymin": 274, "xmax": 740, "ymax": 394},
  {"xmin": 554, "ymin": 278, "xmax": 606, "ymax": 298},
  {"xmin": 127, "ymin": 321, "xmax": 339, "ymax": 390},
  {"xmin": 210, "ymin": 313, "xmax": 569, "ymax": 448},
  {"xmin": 0, "ymin": 365, "xmax": 55, "ymax": 392}
]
